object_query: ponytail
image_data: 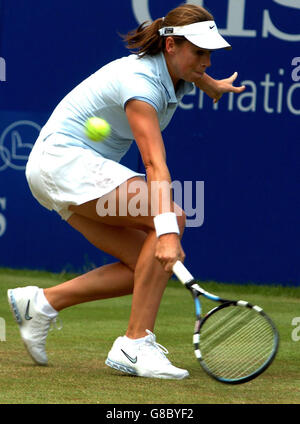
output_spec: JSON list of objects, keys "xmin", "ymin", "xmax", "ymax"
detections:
[{"xmin": 122, "ymin": 18, "xmax": 165, "ymax": 57}]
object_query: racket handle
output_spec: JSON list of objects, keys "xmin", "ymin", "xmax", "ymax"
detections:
[{"xmin": 172, "ymin": 261, "xmax": 194, "ymax": 285}]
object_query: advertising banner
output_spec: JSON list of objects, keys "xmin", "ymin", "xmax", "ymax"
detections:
[{"xmin": 0, "ymin": 0, "xmax": 299, "ymax": 285}]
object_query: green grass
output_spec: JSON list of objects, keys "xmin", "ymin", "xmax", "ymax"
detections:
[{"xmin": 0, "ymin": 268, "xmax": 300, "ymax": 404}]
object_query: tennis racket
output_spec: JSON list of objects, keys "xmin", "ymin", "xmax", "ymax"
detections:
[{"xmin": 172, "ymin": 261, "xmax": 279, "ymax": 384}]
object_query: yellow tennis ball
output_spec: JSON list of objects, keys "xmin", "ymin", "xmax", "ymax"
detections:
[{"xmin": 85, "ymin": 117, "xmax": 111, "ymax": 141}]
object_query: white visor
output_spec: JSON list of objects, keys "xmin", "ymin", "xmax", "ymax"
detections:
[{"xmin": 158, "ymin": 20, "xmax": 231, "ymax": 50}]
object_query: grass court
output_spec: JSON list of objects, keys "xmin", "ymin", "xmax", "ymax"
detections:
[{"xmin": 0, "ymin": 268, "xmax": 299, "ymax": 404}]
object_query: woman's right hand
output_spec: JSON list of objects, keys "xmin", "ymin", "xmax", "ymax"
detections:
[{"xmin": 154, "ymin": 233, "xmax": 185, "ymax": 273}]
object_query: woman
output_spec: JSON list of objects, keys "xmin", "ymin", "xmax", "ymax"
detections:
[{"xmin": 8, "ymin": 4, "xmax": 245, "ymax": 379}]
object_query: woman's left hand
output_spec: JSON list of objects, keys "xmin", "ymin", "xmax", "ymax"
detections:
[{"xmin": 212, "ymin": 72, "xmax": 246, "ymax": 103}]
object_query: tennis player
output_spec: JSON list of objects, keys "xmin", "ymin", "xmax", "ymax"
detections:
[{"xmin": 8, "ymin": 4, "xmax": 245, "ymax": 379}]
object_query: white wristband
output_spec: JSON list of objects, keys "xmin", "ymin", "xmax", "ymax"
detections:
[{"xmin": 153, "ymin": 212, "xmax": 180, "ymax": 238}]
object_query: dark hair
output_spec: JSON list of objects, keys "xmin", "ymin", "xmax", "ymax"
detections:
[{"xmin": 122, "ymin": 4, "xmax": 214, "ymax": 57}]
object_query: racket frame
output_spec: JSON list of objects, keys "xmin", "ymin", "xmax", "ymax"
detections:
[{"xmin": 172, "ymin": 261, "xmax": 279, "ymax": 384}]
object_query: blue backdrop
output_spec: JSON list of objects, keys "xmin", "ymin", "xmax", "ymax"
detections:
[{"xmin": 0, "ymin": 0, "xmax": 299, "ymax": 285}]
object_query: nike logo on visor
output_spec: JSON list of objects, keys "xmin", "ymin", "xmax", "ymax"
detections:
[{"xmin": 121, "ymin": 349, "xmax": 137, "ymax": 364}]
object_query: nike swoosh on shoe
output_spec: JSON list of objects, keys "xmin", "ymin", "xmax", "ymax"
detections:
[
  {"xmin": 121, "ymin": 349, "xmax": 137, "ymax": 364},
  {"xmin": 25, "ymin": 300, "xmax": 33, "ymax": 320}
]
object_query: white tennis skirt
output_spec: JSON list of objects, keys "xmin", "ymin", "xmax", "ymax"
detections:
[{"xmin": 25, "ymin": 133, "xmax": 144, "ymax": 220}]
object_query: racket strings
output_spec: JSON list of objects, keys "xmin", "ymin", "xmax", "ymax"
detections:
[
  {"xmin": 199, "ymin": 306, "xmax": 275, "ymax": 380},
  {"xmin": 204, "ymin": 313, "xmax": 273, "ymax": 364},
  {"xmin": 203, "ymin": 308, "xmax": 270, "ymax": 353},
  {"xmin": 201, "ymin": 306, "xmax": 269, "ymax": 349},
  {"xmin": 204, "ymin": 323, "xmax": 273, "ymax": 378},
  {"xmin": 201, "ymin": 306, "xmax": 247, "ymax": 345},
  {"xmin": 202, "ymin": 314, "xmax": 273, "ymax": 378},
  {"xmin": 202, "ymin": 328, "xmax": 271, "ymax": 378}
]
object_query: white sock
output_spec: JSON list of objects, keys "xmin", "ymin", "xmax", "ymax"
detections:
[{"xmin": 35, "ymin": 289, "xmax": 58, "ymax": 318}]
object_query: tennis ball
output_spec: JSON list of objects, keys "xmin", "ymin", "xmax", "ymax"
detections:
[{"xmin": 85, "ymin": 117, "xmax": 111, "ymax": 142}]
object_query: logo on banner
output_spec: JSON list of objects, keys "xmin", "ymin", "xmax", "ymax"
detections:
[
  {"xmin": 131, "ymin": 0, "xmax": 300, "ymax": 41},
  {"xmin": 0, "ymin": 57, "xmax": 6, "ymax": 82},
  {"xmin": 0, "ymin": 121, "xmax": 41, "ymax": 171},
  {"xmin": 132, "ymin": 0, "xmax": 204, "ymax": 24},
  {"xmin": 0, "ymin": 197, "xmax": 6, "ymax": 238}
]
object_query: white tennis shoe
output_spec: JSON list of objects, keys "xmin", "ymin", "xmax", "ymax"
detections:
[
  {"xmin": 7, "ymin": 286, "xmax": 58, "ymax": 365},
  {"xmin": 105, "ymin": 329, "xmax": 189, "ymax": 380}
]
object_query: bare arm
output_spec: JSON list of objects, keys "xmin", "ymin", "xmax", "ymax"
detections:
[
  {"xmin": 125, "ymin": 99, "xmax": 184, "ymax": 271},
  {"xmin": 125, "ymin": 99, "xmax": 173, "ymax": 214}
]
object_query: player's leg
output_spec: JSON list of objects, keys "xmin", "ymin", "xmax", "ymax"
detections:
[
  {"xmin": 9, "ymin": 176, "xmax": 187, "ymax": 377},
  {"xmin": 7, "ymin": 213, "xmax": 147, "ymax": 366},
  {"xmin": 44, "ymin": 214, "xmax": 147, "ymax": 311},
  {"xmin": 67, "ymin": 181, "xmax": 188, "ymax": 379},
  {"xmin": 67, "ymin": 177, "xmax": 186, "ymax": 339},
  {"xmin": 44, "ymin": 262, "xmax": 133, "ymax": 310}
]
